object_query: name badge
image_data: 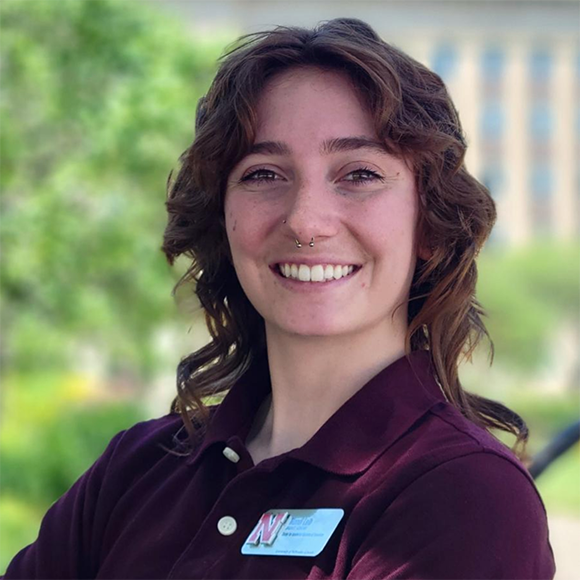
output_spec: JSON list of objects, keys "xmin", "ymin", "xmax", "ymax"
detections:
[{"xmin": 241, "ymin": 508, "xmax": 344, "ymax": 557}]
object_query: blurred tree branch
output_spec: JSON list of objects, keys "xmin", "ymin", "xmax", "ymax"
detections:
[{"xmin": 1, "ymin": 0, "xmax": 224, "ymax": 382}]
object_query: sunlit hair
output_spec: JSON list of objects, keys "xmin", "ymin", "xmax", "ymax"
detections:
[{"xmin": 162, "ymin": 18, "xmax": 529, "ymax": 461}]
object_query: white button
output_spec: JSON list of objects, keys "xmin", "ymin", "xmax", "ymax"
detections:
[
  {"xmin": 217, "ymin": 515, "xmax": 237, "ymax": 536},
  {"xmin": 222, "ymin": 446, "xmax": 240, "ymax": 463}
]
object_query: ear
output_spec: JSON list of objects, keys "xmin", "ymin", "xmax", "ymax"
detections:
[
  {"xmin": 415, "ymin": 229, "xmax": 433, "ymax": 261},
  {"xmin": 417, "ymin": 244, "xmax": 432, "ymax": 261},
  {"xmin": 415, "ymin": 196, "xmax": 432, "ymax": 261}
]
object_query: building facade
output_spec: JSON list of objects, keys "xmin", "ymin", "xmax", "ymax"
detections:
[{"xmin": 154, "ymin": 0, "xmax": 579, "ymax": 246}]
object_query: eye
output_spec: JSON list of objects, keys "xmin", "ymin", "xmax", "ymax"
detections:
[
  {"xmin": 239, "ymin": 168, "xmax": 284, "ymax": 185},
  {"xmin": 341, "ymin": 167, "xmax": 385, "ymax": 186}
]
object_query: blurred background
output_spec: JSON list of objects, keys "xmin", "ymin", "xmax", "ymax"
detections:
[{"xmin": 1, "ymin": 0, "xmax": 578, "ymax": 575}]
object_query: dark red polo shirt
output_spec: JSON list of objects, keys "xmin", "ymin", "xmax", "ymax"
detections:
[{"xmin": 2, "ymin": 351, "xmax": 556, "ymax": 579}]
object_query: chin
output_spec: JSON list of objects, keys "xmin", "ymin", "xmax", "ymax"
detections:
[{"xmin": 271, "ymin": 315, "xmax": 357, "ymax": 338}]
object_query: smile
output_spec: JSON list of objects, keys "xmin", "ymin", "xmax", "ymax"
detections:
[{"xmin": 276, "ymin": 263, "xmax": 360, "ymax": 283}]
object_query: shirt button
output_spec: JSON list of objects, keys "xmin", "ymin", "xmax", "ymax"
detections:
[
  {"xmin": 222, "ymin": 446, "xmax": 240, "ymax": 463},
  {"xmin": 217, "ymin": 515, "xmax": 237, "ymax": 536}
]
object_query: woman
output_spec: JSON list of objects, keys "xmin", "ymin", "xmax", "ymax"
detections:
[{"xmin": 3, "ymin": 18, "xmax": 555, "ymax": 579}]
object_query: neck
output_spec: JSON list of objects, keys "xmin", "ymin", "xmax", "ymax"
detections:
[{"xmin": 245, "ymin": 319, "xmax": 408, "ymax": 464}]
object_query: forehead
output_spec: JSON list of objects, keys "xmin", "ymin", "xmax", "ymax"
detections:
[{"xmin": 254, "ymin": 67, "xmax": 376, "ymax": 143}]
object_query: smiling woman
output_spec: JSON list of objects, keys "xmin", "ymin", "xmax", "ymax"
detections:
[
  {"xmin": 2, "ymin": 17, "xmax": 556, "ymax": 580},
  {"xmin": 225, "ymin": 68, "xmax": 421, "ymax": 347}
]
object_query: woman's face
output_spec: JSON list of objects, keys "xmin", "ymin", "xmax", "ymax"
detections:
[{"xmin": 225, "ymin": 67, "xmax": 422, "ymax": 340}]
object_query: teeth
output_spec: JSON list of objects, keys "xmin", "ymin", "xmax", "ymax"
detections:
[
  {"xmin": 311, "ymin": 265, "xmax": 324, "ymax": 282},
  {"xmin": 277, "ymin": 263, "xmax": 358, "ymax": 283},
  {"xmin": 298, "ymin": 264, "xmax": 311, "ymax": 282}
]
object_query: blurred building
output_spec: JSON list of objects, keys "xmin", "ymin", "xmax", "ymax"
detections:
[{"xmin": 152, "ymin": 0, "xmax": 579, "ymax": 246}]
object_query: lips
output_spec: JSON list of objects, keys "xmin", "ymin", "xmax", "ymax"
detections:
[{"xmin": 270, "ymin": 263, "xmax": 361, "ymax": 284}]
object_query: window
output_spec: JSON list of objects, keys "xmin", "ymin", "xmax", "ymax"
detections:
[
  {"xmin": 481, "ymin": 47, "xmax": 504, "ymax": 82},
  {"xmin": 481, "ymin": 102, "xmax": 505, "ymax": 140},
  {"xmin": 530, "ymin": 165, "xmax": 553, "ymax": 200},
  {"xmin": 431, "ymin": 44, "xmax": 457, "ymax": 82},
  {"xmin": 530, "ymin": 48, "xmax": 552, "ymax": 82},
  {"xmin": 530, "ymin": 164, "xmax": 553, "ymax": 235},
  {"xmin": 481, "ymin": 165, "xmax": 505, "ymax": 198},
  {"xmin": 530, "ymin": 103, "xmax": 553, "ymax": 140}
]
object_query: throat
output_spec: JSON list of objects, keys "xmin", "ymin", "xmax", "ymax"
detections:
[{"xmin": 244, "ymin": 393, "xmax": 311, "ymax": 465}]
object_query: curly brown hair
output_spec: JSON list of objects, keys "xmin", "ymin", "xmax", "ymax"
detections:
[{"xmin": 162, "ymin": 18, "xmax": 529, "ymax": 461}]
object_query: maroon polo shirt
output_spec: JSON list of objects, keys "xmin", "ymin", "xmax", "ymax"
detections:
[{"xmin": 2, "ymin": 350, "xmax": 556, "ymax": 579}]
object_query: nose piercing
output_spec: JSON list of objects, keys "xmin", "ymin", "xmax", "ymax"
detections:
[
  {"xmin": 283, "ymin": 220, "xmax": 314, "ymax": 248},
  {"xmin": 294, "ymin": 237, "xmax": 314, "ymax": 248}
]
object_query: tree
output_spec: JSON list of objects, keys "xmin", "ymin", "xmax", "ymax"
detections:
[
  {"xmin": 476, "ymin": 242, "xmax": 579, "ymax": 376},
  {"xmin": 1, "ymin": 0, "xmax": 224, "ymax": 380}
]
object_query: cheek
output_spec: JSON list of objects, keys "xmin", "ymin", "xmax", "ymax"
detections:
[
  {"xmin": 368, "ymin": 200, "xmax": 418, "ymax": 249},
  {"xmin": 225, "ymin": 197, "xmax": 264, "ymax": 262},
  {"xmin": 361, "ymin": 202, "xmax": 419, "ymax": 287}
]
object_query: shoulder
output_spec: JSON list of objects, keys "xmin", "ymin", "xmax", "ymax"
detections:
[
  {"xmin": 99, "ymin": 407, "xmax": 219, "ymax": 488},
  {"xmin": 111, "ymin": 412, "xmax": 185, "ymax": 449},
  {"xmin": 396, "ymin": 399, "xmax": 535, "ymax": 484},
  {"xmin": 106, "ymin": 407, "xmax": 219, "ymax": 466},
  {"xmin": 406, "ymin": 402, "xmax": 547, "ymax": 513},
  {"xmin": 359, "ymin": 395, "xmax": 543, "ymax": 517},
  {"xmin": 352, "ymin": 397, "xmax": 558, "ymax": 577},
  {"xmin": 349, "ymin": 450, "xmax": 556, "ymax": 579},
  {"xmin": 400, "ymin": 450, "xmax": 546, "ymax": 523},
  {"xmin": 403, "ymin": 451, "xmax": 554, "ymax": 567},
  {"xmin": 80, "ymin": 409, "xmax": 218, "ymax": 519}
]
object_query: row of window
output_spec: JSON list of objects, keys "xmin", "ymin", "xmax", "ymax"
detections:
[
  {"xmin": 431, "ymin": 43, "xmax": 577, "ymax": 238},
  {"xmin": 430, "ymin": 44, "xmax": 576, "ymax": 83},
  {"xmin": 481, "ymin": 165, "xmax": 554, "ymax": 200},
  {"xmin": 432, "ymin": 44, "xmax": 579, "ymax": 140},
  {"xmin": 431, "ymin": 43, "xmax": 578, "ymax": 206},
  {"xmin": 480, "ymin": 102, "xmax": 556, "ymax": 140}
]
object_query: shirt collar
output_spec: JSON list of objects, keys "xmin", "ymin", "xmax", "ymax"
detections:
[{"xmin": 186, "ymin": 350, "xmax": 446, "ymax": 475}]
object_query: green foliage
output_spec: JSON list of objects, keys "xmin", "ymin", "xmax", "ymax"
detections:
[
  {"xmin": 0, "ymin": 2, "xmax": 227, "ymax": 565},
  {"xmin": 0, "ymin": 372, "xmax": 148, "ymax": 507},
  {"xmin": 536, "ymin": 444, "xmax": 580, "ymax": 516},
  {"xmin": 0, "ymin": 495, "xmax": 44, "ymax": 573},
  {"xmin": 467, "ymin": 389, "xmax": 579, "ymax": 517},
  {"xmin": 0, "ymin": 371, "xmax": 149, "ymax": 572},
  {"xmin": 1, "ymin": 402, "xmax": 144, "ymax": 504},
  {"xmin": 0, "ymin": 0, "xmax": 225, "ymax": 378},
  {"xmin": 477, "ymin": 243, "xmax": 580, "ymax": 371},
  {"xmin": 503, "ymin": 391, "xmax": 580, "ymax": 452}
]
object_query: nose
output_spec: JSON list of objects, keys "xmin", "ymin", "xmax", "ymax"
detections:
[{"xmin": 282, "ymin": 179, "xmax": 338, "ymax": 245}]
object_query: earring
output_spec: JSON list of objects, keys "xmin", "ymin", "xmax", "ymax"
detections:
[
  {"xmin": 309, "ymin": 237, "xmax": 314, "ymax": 247},
  {"xmin": 295, "ymin": 239, "xmax": 302, "ymax": 248}
]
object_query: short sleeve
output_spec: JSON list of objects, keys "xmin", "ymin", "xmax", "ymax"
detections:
[
  {"xmin": 1, "ymin": 429, "xmax": 127, "ymax": 579},
  {"xmin": 347, "ymin": 452, "xmax": 556, "ymax": 580}
]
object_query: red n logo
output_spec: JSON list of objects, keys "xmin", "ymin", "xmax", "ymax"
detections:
[{"xmin": 246, "ymin": 511, "xmax": 290, "ymax": 546}]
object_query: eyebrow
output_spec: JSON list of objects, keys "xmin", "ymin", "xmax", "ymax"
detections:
[{"xmin": 246, "ymin": 136, "xmax": 391, "ymax": 158}]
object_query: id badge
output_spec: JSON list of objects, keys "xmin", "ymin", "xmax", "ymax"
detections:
[{"xmin": 241, "ymin": 508, "xmax": 344, "ymax": 557}]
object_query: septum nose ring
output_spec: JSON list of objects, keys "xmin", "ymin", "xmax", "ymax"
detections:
[{"xmin": 283, "ymin": 220, "xmax": 314, "ymax": 248}]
